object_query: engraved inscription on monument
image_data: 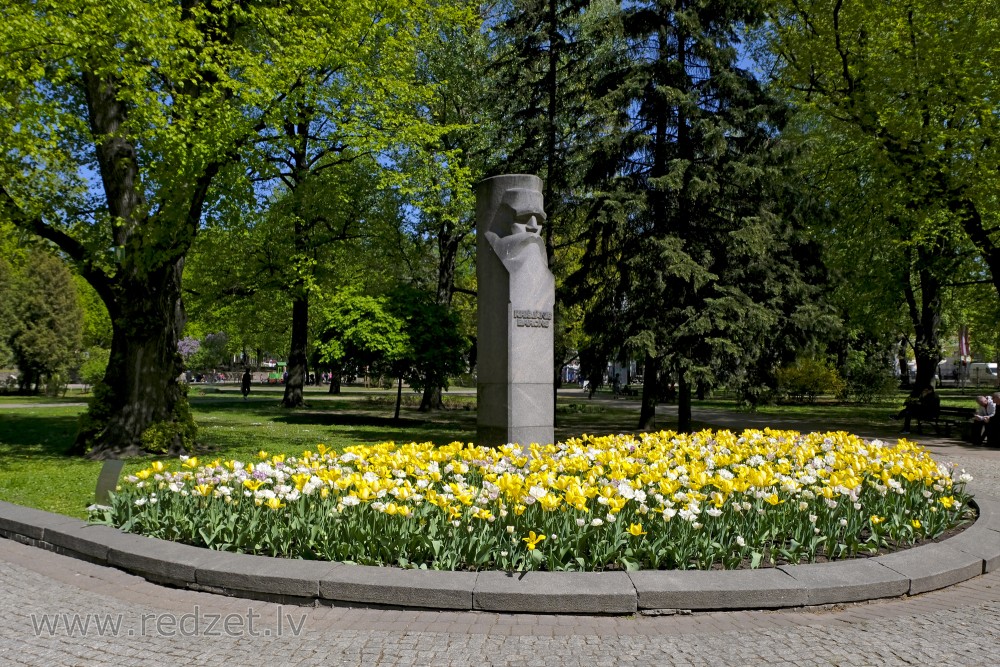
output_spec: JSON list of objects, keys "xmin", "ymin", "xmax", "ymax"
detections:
[{"xmin": 513, "ymin": 310, "xmax": 552, "ymax": 328}]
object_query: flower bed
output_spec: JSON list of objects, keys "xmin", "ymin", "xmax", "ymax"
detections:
[{"xmin": 90, "ymin": 429, "xmax": 975, "ymax": 571}]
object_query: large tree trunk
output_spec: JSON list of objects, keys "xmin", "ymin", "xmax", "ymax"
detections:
[
  {"xmin": 638, "ymin": 353, "xmax": 659, "ymax": 429},
  {"xmin": 282, "ymin": 292, "xmax": 309, "ymax": 407},
  {"xmin": 74, "ymin": 260, "xmax": 192, "ymax": 459},
  {"xmin": 897, "ymin": 336, "xmax": 911, "ymax": 389},
  {"xmin": 903, "ymin": 249, "xmax": 943, "ymax": 396},
  {"xmin": 419, "ymin": 385, "xmax": 442, "ymax": 411},
  {"xmin": 677, "ymin": 370, "xmax": 693, "ymax": 433},
  {"xmin": 418, "ymin": 213, "xmax": 464, "ymax": 413}
]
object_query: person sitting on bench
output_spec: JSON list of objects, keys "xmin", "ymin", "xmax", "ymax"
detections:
[
  {"xmin": 892, "ymin": 387, "xmax": 940, "ymax": 434},
  {"xmin": 971, "ymin": 394, "xmax": 996, "ymax": 444}
]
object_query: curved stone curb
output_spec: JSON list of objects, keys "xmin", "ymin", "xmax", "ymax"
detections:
[{"xmin": 0, "ymin": 496, "xmax": 997, "ymax": 615}]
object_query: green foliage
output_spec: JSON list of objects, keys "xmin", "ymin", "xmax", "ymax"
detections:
[
  {"xmin": 840, "ymin": 350, "xmax": 900, "ymax": 405},
  {"xmin": 766, "ymin": 0, "xmax": 1000, "ymax": 390},
  {"xmin": 6, "ymin": 250, "xmax": 83, "ymax": 392},
  {"xmin": 186, "ymin": 332, "xmax": 230, "ymax": 372},
  {"xmin": 0, "ymin": 0, "xmax": 473, "ymax": 454},
  {"xmin": 73, "ymin": 275, "xmax": 112, "ymax": 350},
  {"xmin": 776, "ymin": 358, "xmax": 845, "ymax": 403},
  {"xmin": 569, "ymin": 0, "xmax": 835, "ymax": 425},
  {"xmin": 316, "ymin": 291, "xmax": 409, "ymax": 373},
  {"xmin": 386, "ymin": 286, "xmax": 469, "ymax": 396},
  {"xmin": 78, "ymin": 347, "xmax": 110, "ymax": 388}
]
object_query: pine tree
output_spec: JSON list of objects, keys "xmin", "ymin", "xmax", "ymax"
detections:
[{"xmin": 572, "ymin": 0, "xmax": 829, "ymax": 430}]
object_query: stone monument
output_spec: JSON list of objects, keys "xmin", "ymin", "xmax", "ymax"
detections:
[{"xmin": 476, "ymin": 174, "xmax": 555, "ymax": 450}]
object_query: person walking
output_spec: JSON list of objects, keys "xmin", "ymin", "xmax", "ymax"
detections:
[{"xmin": 241, "ymin": 369, "xmax": 252, "ymax": 400}]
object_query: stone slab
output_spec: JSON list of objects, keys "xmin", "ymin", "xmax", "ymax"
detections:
[
  {"xmin": 875, "ymin": 542, "xmax": 984, "ymax": 595},
  {"xmin": 0, "ymin": 501, "xmax": 77, "ymax": 541},
  {"xmin": 196, "ymin": 551, "xmax": 339, "ymax": 598},
  {"xmin": 320, "ymin": 565, "xmax": 476, "ymax": 610},
  {"xmin": 94, "ymin": 459, "xmax": 125, "ymax": 505},
  {"xmin": 473, "ymin": 571, "xmax": 635, "ymax": 614},
  {"xmin": 969, "ymin": 493, "xmax": 1000, "ymax": 534},
  {"xmin": 629, "ymin": 568, "xmax": 806, "ymax": 610},
  {"xmin": 107, "ymin": 533, "xmax": 216, "ymax": 585},
  {"xmin": 936, "ymin": 520, "xmax": 1000, "ymax": 573},
  {"xmin": 777, "ymin": 559, "xmax": 909, "ymax": 605},
  {"xmin": 42, "ymin": 522, "xmax": 125, "ymax": 563}
]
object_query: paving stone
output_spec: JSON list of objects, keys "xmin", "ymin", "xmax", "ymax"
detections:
[
  {"xmin": 969, "ymin": 492, "xmax": 1000, "ymax": 534},
  {"xmin": 941, "ymin": 512, "xmax": 1000, "ymax": 572}
]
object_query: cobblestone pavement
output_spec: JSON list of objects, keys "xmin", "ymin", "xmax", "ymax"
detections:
[{"xmin": 3, "ymin": 423, "xmax": 1000, "ymax": 665}]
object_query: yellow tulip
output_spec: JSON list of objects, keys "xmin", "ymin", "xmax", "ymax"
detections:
[
  {"xmin": 243, "ymin": 479, "xmax": 265, "ymax": 492},
  {"xmin": 265, "ymin": 497, "xmax": 285, "ymax": 510},
  {"xmin": 627, "ymin": 523, "xmax": 647, "ymax": 537},
  {"xmin": 522, "ymin": 531, "xmax": 546, "ymax": 550}
]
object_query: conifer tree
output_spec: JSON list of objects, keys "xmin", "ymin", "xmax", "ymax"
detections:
[{"xmin": 572, "ymin": 0, "xmax": 829, "ymax": 430}]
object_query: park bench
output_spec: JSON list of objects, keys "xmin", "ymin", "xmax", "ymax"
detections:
[
  {"xmin": 613, "ymin": 384, "xmax": 639, "ymax": 398},
  {"xmin": 916, "ymin": 406, "xmax": 976, "ymax": 438}
]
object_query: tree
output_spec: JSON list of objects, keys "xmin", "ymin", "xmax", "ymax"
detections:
[
  {"xmin": 767, "ymin": 0, "xmax": 1000, "ymax": 393},
  {"xmin": 315, "ymin": 290, "xmax": 409, "ymax": 398},
  {"xmin": 0, "ymin": 0, "xmax": 466, "ymax": 457},
  {"xmin": 572, "ymin": 0, "xmax": 828, "ymax": 430},
  {"xmin": 491, "ymin": 0, "xmax": 612, "ymax": 406},
  {"xmin": 7, "ymin": 250, "xmax": 83, "ymax": 394},
  {"xmin": 386, "ymin": 286, "xmax": 469, "ymax": 412}
]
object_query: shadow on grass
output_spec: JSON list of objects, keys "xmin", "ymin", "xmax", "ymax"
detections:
[
  {"xmin": 274, "ymin": 412, "xmax": 427, "ymax": 428},
  {"xmin": 0, "ymin": 412, "xmax": 79, "ymax": 460}
]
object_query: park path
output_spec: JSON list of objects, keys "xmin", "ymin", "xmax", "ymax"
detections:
[{"xmin": 2, "ymin": 401, "xmax": 1000, "ymax": 665}]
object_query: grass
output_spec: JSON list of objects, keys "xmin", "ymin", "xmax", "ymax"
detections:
[{"xmin": 0, "ymin": 384, "xmax": 983, "ymax": 519}]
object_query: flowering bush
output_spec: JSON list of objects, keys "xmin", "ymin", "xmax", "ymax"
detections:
[{"xmin": 90, "ymin": 430, "xmax": 975, "ymax": 571}]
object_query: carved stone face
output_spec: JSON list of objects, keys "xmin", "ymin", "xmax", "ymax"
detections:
[{"xmin": 492, "ymin": 188, "xmax": 546, "ymax": 239}]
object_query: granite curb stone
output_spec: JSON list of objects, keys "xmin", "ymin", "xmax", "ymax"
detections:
[
  {"xmin": 776, "ymin": 559, "xmax": 909, "ymax": 605},
  {"xmin": 473, "ymin": 571, "xmax": 636, "ymax": 614},
  {"xmin": 629, "ymin": 568, "xmax": 805, "ymax": 610},
  {"xmin": 969, "ymin": 493, "xmax": 1000, "ymax": 534},
  {"xmin": 106, "ymin": 532, "xmax": 218, "ymax": 586},
  {"xmin": 875, "ymin": 542, "xmax": 984, "ymax": 595},
  {"xmin": 41, "ymin": 521, "xmax": 122, "ymax": 563},
  {"xmin": 196, "ymin": 551, "xmax": 341, "ymax": 598},
  {"xmin": 0, "ymin": 501, "xmax": 76, "ymax": 541},
  {"xmin": 320, "ymin": 566, "xmax": 477, "ymax": 610}
]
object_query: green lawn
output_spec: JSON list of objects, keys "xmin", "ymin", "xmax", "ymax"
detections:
[{"xmin": 0, "ymin": 385, "xmax": 981, "ymax": 518}]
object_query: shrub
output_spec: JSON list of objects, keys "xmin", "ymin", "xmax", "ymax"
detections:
[
  {"xmin": 839, "ymin": 351, "xmax": 899, "ymax": 404},
  {"xmin": 776, "ymin": 357, "xmax": 845, "ymax": 402}
]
